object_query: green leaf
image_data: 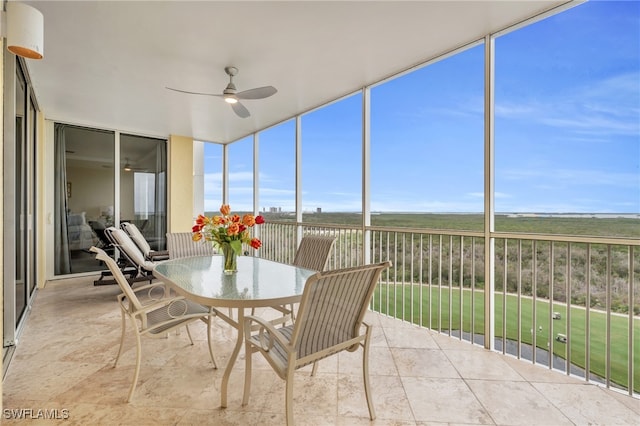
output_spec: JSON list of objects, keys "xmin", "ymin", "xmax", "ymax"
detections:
[{"xmin": 230, "ymin": 239, "xmax": 243, "ymax": 255}]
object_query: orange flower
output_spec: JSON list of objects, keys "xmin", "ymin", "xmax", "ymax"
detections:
[
  {"xmin": 242, "ymin": 214, "xmax": 256, "ymax": 227},
  {"xmin": 220, "ymin": 204, "xmax": 231, "ymax": 215},
  {"xmin": 192, "ymin": 232, "xmax": 203, "ymax": 242},
  {"xmin": 227, "ymin": 222, "xmax": 240, "ymax": 236},
  {"xmin": 231, "ymin": 214, "xmax": 241, "ymax": 223}
]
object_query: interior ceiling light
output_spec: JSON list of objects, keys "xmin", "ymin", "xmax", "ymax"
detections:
[
  {"xmin": 5, "ymin": 2, "xmax": 44, "ymax": 60},
  {"xmin": 224, "ymin": 95, "xmax": 238, "ymax": 104},
  {"xmin": 123, "ymin": 160, "xmax": 132, "ymax": 172},
  {"xmin": 223, "ymin": 79, "xmax": 238, "ymax": 103}
]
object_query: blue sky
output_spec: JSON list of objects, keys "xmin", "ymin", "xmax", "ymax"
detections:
[{"xmin": 205, "ymin": 1, "xmax": 639, "ymax": 214}]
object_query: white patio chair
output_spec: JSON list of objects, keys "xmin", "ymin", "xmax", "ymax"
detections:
[
  {"xmin": 269, "ymin": 235, "xmax": 337, "ymax": 327},
  {"xmin": 166, "ymin": 232, "xmax": 217, "ymax": 259},
  {"xmin": 121, "ymin": 221, "xmax": 169, "ymax": 261},
  {"xmin": 90, "ymin": 246, "xmax": 218, "ymax": 402},
  {"xmin": 292, "ymin": 235, "xmax": 336, "ymax": 271},
  {"xmin": 242, "ymin": 260, "xmax": 392, "ymax": 425}
]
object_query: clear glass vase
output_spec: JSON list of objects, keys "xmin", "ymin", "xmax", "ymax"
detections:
[{"xmin": 221, "ymin": 242, "xmax": 237, "ymax": 274}]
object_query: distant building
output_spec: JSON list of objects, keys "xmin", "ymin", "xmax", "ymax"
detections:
[{"xmin": 316, "ymin": 207, "xmax": 322, "ymax": 213}]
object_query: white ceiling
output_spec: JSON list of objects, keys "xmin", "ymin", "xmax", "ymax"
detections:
[{"xmin": 24, "ymin": 0, "xmax": 572, "ymax": 144}]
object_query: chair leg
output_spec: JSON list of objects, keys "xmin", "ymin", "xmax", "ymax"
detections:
[
  {"xmin": 114, "ymin": 311, "xmax": 127, "ymax": 367},
  {"xmin": 127, "ymin": 331, "xmax": 143, "ymax": 402},
  {"xmin": 310, "ymin": 361, "xmax": 319, "ymax": 376},
  {"xmin": 185, "ymin": 324, "xmax": 195, "ymax": 345},
  {"xmin": 285, "ymin": 365, "xmax": 295, "ymax": 426},
  {"xmin": 362, "ymin": 326, "xmax": 376, "ymax": 420}
]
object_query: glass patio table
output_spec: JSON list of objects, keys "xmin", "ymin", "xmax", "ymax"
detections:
[{"xmin": 153, "ymin": 255, "xmax": 316, "ymax": 407}]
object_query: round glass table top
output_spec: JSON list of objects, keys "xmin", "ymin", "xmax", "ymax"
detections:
[{"xmin": 153, "ymin": 255, "xmax": 316, "ymax": 307}]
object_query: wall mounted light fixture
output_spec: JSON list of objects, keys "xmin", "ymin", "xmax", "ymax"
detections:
[{"xmin": 3, "ymin": 2, "xmax": 44, "ymax": 60}]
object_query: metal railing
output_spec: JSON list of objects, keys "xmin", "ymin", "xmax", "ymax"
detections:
[{"xmin": 259, "ymin": 220, "xmax": 639, "ymax": 396}]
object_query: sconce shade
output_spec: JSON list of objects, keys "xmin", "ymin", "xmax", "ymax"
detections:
[{"xmin": 6, "ymin": 2, "xmax": 44, "ymax": 60}]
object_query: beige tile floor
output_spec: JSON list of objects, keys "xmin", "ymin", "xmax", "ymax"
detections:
[{"xmin": 3, "ymin": 275, "xmax": 639, "ymax": 425}]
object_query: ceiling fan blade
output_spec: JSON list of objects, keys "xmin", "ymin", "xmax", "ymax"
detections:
[
  {"xmin": 236, "ymin": 86, "xmax": 277, "ymax": 100},
  {"xmin": 166, "ymin": 87, "xmax": 223, "ymax": 97},
  {"xmin": 231, "ymin": 102, "xmax": 250, "ymax": 118}
]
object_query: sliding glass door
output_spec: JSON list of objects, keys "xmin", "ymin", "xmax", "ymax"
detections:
[
  {"xmin": 54, "ymin": 125, "xmax": 115, "ymax": 274},
  {"xmin": 54, "ymin": 127, "xmax": 167, "ymax": 275},
  {"xmin": 3, "ymin": 58, "xmax": 37, "ymax": 355}
]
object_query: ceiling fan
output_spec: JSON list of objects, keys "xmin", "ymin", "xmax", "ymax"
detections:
[
  {"xmin": 166, "ymin": 66, "xmax": 277, "ymax": 118},
  {"xmin": 101, "ymin": 158, "xmax": 148, "ymax": 172}
]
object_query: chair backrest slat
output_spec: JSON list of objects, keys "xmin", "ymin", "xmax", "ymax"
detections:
[
  {"xmin": 166, "ymin": 232, "xmax": 216, "ymax": 259},
  {"xmin": 293, "ymin": 235, "xmax": 336, "ymax": 271},
  {"xmin": 291, "ymin": 261, "xmax": 391, "ymax": 362}
]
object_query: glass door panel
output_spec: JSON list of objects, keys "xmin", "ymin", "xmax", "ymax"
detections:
[
  {"xmin": 14, "ymin": 61, "xmax": 27, "ymax": 326},
  {"xmin": 28, "ymin": 92, "xmax": 37, "ymax": 296},
  {"xmin": 120, "ymin": 134, "xmax": 167, "ymax": 251},
  {"xmin": 54, "ymin": 125, "xmax": 115, "ymax": 274}
]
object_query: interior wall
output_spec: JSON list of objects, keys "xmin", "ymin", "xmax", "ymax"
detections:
[
  {"xmin": 66, "ymin": 165, "xmax": 117, "ymax": 220},
  {"xmin": 168, "ymin": 134, "xmax": 194, "ymax": 232}
]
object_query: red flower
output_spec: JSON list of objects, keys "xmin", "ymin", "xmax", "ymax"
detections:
[
  {"xmin": 255, "ymin": 215, "xmax": 265, "ymax": 225},
  {"xmin": 250, "ymin": 238, "xmax": 262, "ymax": 249}
]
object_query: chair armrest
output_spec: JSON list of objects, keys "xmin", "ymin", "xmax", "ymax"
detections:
[
  {"xmin": 117, "ymin": 290, "xmax": 198, "ymax": 318},
  {"xmin": 137, "ymin": 295, "xmax": 189, "ymax": 314},
  {"xmin": 244, "ymin": 315, "xmax": 291, "ymax": 353}
]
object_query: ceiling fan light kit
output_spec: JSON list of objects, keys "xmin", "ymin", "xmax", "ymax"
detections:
[
  {"xmin": 224, "ymin": 95, "xmax": 238, "ymax": 104},
  {"xmin": 166, "ymin": 66, "xmax": 277, "ymax": 118}
]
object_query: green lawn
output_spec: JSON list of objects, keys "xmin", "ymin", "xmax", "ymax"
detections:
[{"xmin": 372, "ymin": 284, "xmax": 640, "ymax": 393}]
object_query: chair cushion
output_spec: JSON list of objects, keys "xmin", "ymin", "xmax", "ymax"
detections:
[{"xmin": 111, "ymin": 228, "xmax": 156, "ymax": 271}]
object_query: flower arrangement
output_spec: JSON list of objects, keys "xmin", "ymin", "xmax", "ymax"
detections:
[{"xmin": 192, "ymin": 204, "xmax": 264, "ymax": 257}]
